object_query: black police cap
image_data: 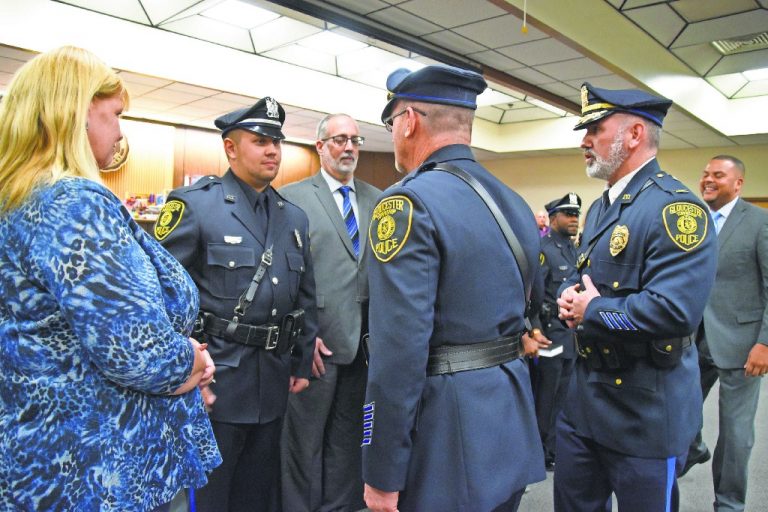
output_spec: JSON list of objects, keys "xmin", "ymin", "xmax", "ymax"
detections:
[
  {"xmin": 215, "ymin": 96, "xmax": 286, "ymax": 140},
  {"xmin": 546, "ymin": 192, "xmax": 582, "ymax": 216},
  {"xmin": 381, "ymin": 64, "xmax": 487, "ymax": 123},
  {"xmin": 574, "ymin": 82, "xmax": 672, "ymax": 130}
]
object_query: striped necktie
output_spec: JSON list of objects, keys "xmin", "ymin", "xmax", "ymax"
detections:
[{"xmin": 339, "ymin": 186, "xmax": 359, "ymax": 257}]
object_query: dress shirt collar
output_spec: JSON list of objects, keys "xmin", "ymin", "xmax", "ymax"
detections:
[
  {"xmin": 320, "ymin": 168, "xmax": 355, "ymax": 194},
  {"xmin": 606, "ymin": 156, "xmax": 655, "ymax": 205}
]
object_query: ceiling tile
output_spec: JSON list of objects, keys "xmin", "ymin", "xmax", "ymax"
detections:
[
  {"xmin": 670, "ymin": 128, "xmax": 735, "ymax": 147},
  {"xmin": 706, "ymin": 73, "xmax": 748, "ymax": 98},
  {"xmin": 118, "ymin": 71, "xmax": 173, "ymax": 88},
  {"xmin": 262, "ymin": 44, "xmax": 337, "ymax": 74},
  {"xmin": 501, "ymin": 107, "xmax": 559, "ymax": 123},
  {"xmin": 624, "ymin": 4, "xmax": 686, "ymax": 47},
  {"xmin": 733, "ymin": 78, "xmax": 768, "ymax": 98},
  {"xmin": 422, "ymin": 30, "xmax": 485, "ymax": 55},
  {"xmin": 452, "ymin": 15, "xmax": 547, "ymax": 49},
  {"xmin": 605, "ymin": 0, "xmax": 624, "ymax": 8},
  {"xmin": 127, "ymin": 97, "xmax": 173, "ymax": 112},
  {"xmin": 707, "ymin": 48, "xmax": 768, "ymax": 76},
  {"xmin": 337, "ymin": 46, "xmax": 403, "ymax": 77},
  {"xmin": 169, "ymin": 104, "xmax": 221, "ymax": 118},
  {"xmin": 565, "ymin": 75, "xmax": 637, "ymax": 90},
  {"xmin": 466, "ymin": 49, "xmax": 524, "ymax": 72},
  {"xmin": 398, "ymin": 0, "xmax": 506, "ymax": 29},
  {"xmin": 124, "ymin": 82, "xmax": 159, "ymax": 97},
  {"xmin": 188, "ymin": 96, "xmax": 254, "ymax": 112},
  {"xmin": 140, "ymin": 0, "xmax": 201, "ymax": 25},
  {"xmin": 663, "ymin": 110, "xmax": 712, "ymax": 131},
  {"xmin": 622, "ymin": 0, "xmax": 665, "ymax": 8},
  {"xmin": 670, "ymin": 44, "xmax": 722, "ymax": 75},
  {"xmin": 142, "ymin": 88, "xmax": 206, "ymax": 104},
  {"xmin": 214, "ymin": 92, "xmax": 257, "ymax": 105},
  {"xmin": 0, "ymin": 56, "xmax": 24, "ymax": 74},
  {"xmin": 731, "ymin": 132, "xmax": 768, "ymax": 145},
  {"xmin": 165, "ymin": 82, "xmax": 220, "ymax": 96},
  {"xmin": 535, "ymin": 58, "xmax": 612, "ymax": 81},
  {"xmin": 476, "ymin": 106, "xmax": 504, "ymax": 123},
  {"xmin": 672, "ymin": 10, "xmax": 768, "ymax": 48},
  {"xmin": 502, "ymin": 38, "xmax": 582, "ymax": 66},
  {"xmin": 250, "ymin": 17, "xmax": 322, "ymax": 53},
  {"xmin": 326, "ymin": 0, "xmax": 390, "ymax": 16},
  {"xmin": 368, "ymin": 6, "xmax": 442, "ymax": 36},
  {"xmin": 670, "ymin": 0, "xmax": 758, "ymax": 23},
  {"xmin": 0, "ymin": 45, "xmax": 34, "ymax": 61},
  {"xmin": 658, "ymin": 132, "xmax": 695, "ymax": 149},
  {"xmin": 506, "ymin": 66, "xmax": 557, "ymax": 86},
  {"xmin": 539, "ymin": 81, "xmax": 580, "ymax": 98},
  {"xmin": 163, "ymin": 15, "xmax": 254, "ymax": 52},
  {"xmin": 0, "ymin": 71, "xmax": 15, "ymax": 87},
  {"xmin": 58, "ymin": 0, "xmax": 150, "ymax": 24}
]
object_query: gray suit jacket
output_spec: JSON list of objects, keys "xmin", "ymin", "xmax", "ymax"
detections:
[
  {"xmin": 279, "ymin": 171, "xmax": 381, "ymax": 365},
  {"xmin": 703, "ymin": 198, "xmax": 768, "ymax": 368}
]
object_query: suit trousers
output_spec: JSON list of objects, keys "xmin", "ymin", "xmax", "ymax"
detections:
[
  {"xmin": 690, "ymin": 340, "xmax": 762, "ymax": 512},
  {"xmin": 282, "ymin": 345, "xmax": 368, "ymax": 512},
  {"xmin": 554, "ymin": 416, "xmax": 684, "ymax": 512},
  {"xmin": 196, "ymin": 419, "xmax": 282, "ymax": 512},
  {"xmin": 533, "ymin": 355, "xmax": 575, "ymax": 461}
]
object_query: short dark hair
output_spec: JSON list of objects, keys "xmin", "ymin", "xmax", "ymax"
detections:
[{"xmin": 711, "ymin": 154, "xmax": 746, "ymax": 175}]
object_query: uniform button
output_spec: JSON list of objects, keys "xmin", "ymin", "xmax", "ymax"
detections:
[
  {"xmin": 585, "ymin": 347, "xmax": 592, "ymax": 354},
  {"xmin": 603, "ymin": 348, "xmax": 610, "ymax": 354},
  {"xmin": 615, "ymin": 378, "xmax": 622, "ymax": 385},
  {"xmin": 271, "ymin": 309, "xmax": 278, "ymax": 316},
  {"xmin": 562, "ymin": 277, "xmax": 566, "ymax": 281},
  {"xmin": 209, "ymin": 176, "xmax": 215, "ymax": 180},
  {"xmin": 665, "ymin": 344, "xmax": 673, "ymax": 352},
  {"xmin": 613, "ymin": 281, "xmax": 619, "ymax": 288},
  {"xmin": 656, "ymin": 173, "xmax": 663, "ymax": 177},
  {"xmin": 228, "ymin": 261, "xmax": 235, "ymax": 268},
  {"xmin": 272, "ymin": 277, "xmax": 279, "ymax": 285}
]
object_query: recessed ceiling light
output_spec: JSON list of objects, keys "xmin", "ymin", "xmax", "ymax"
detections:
[
  {"xmin": 202, "ymin": 0, "xmax": 280, "ymax": 29},
  {"xmin": 297, "ymin": 31, "xmax": 368, "ymax": 55},
  {"xmin": 743, "ymin": 67, "xmax": 768, "ymax": 81}
]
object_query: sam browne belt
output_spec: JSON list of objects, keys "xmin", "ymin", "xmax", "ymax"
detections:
[
  {"xmin": 426, "ymin": 333, "xmax": 524, "ymax": 376},
  {"xmin": 198, "ymin": 310, "xmax": 304, "ymax": 354}
]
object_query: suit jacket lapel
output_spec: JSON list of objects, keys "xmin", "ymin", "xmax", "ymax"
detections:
[
  {"xmin": 222, "ymin": 170, "xmax": 266, "ymax": 246},
  {"xmin": 312, "ymin": 172, "xmax": 357, "ymax": 259},
  {"xmin": 717, "ymin": 198, "xmax": 746, "ymax": 249}
]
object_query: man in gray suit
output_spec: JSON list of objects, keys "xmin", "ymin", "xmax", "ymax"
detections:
[
  {"xmin": 682, "ymin": 155, "xmax": 768, "ymax": 511},
  {"xmin": 280, "ymin": 113, "xmax": 381, "ymax": 512}
]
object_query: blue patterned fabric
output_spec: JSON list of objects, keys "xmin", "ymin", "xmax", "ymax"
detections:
[{"xmin": 0, "ymin": 178, "xmax": 221, "ymax": 511}]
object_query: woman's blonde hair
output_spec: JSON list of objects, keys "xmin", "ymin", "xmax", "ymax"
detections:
[{"xmin": 0, "ymin": 45, "xmax": 128, "ymax": 213}]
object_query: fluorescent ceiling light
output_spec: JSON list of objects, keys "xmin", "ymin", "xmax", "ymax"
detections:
[
  {"xmin": 297, "ymin": 31, "xmax": 368, "ymax": 55},
  {"xmin": 203, "ymin": 0, "xmax": 280, "ymax": 29},
  {"xmin": 743, "ymin": 67, "xmax": 768, "ymax": 81},
  {"xmin": 477, "ymin": 89, "xmax": 518, "ymax": 107},
  {"xmin": 527, "ymin": 97, "xmax": 567, "ymax": 116}
]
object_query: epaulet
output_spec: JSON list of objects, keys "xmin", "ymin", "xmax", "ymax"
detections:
[
  {"xmin": 184, "ymin": 175, "xmax": 221, "ymax": 192},
  {"xmin": 651, "ymin": 171, "xmax": 691, "ymax": 194}
]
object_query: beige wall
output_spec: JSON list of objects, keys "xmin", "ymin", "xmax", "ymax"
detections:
[{"xmin": 483, "ymin": 144, "xmax": 768, "ymax": 214}]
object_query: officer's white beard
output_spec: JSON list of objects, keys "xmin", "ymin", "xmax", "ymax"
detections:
[{"xmin": 586, "ymin": 128, "xmax": 628, "ymax": 181}]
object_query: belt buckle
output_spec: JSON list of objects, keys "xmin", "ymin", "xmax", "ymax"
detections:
[{"xmin": 264, "ymin": 325, "xmax": 280, "ymax": 350}]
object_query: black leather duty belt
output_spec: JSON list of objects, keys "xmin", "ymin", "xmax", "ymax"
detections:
[
  {"xmin": 426, "ymin": 333, "xmax": 523, "ymax": 376},
  {"xmin": 201, "ymin": 312, "xmax": 280, "ymax": 350}
]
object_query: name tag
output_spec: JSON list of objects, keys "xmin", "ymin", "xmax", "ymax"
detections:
[{"xmin": 224, "ymin": 236, "xmax": 242, "ymax": 244}]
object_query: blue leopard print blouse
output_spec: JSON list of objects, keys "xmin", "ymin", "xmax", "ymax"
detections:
[{"xmin": 0, "ymin": 178, "xmax": 221, "ymax": 511}]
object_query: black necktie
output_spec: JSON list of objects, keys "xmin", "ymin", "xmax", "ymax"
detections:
[
  {"xmin": 596, "ymin": 190, "xmax": 610, "ymax": 223},
  {"xmin": 255, "ymin": 192, "xmax": 268, "ymax": 236}
]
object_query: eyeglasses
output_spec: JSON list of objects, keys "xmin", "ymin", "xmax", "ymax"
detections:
[
  {"xmin": 383, "ymin": 107, "xmax": 427, "ymax": 132},
  {"xmin": 321, "ymin": 135, "xmax": 365, "ymax": 147}
]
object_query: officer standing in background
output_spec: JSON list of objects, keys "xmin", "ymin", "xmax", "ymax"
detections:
[
  {"xmin": 154, "ymin": 97, "xmax": 317, "ymax": 512},
  {"xmin": 362, "ymin": 64, "xmax": 545, "ymax": 512},
  {"xmin": 535, "ymin": 192, "xmax": 581, "ymax": 472},
  {"xmin": 280, "ymin": 113, "xmax": 381, "ymax": 512},
  {"xmin": 555, "ymin": 83, "xmax": 717, "ymax": 511}
]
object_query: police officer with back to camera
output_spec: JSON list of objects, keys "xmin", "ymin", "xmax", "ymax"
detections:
[
  {"xmin": 555, "ymin": 83, "xmax": 718, "ymax": 512},
  {"xmin": 362, "ymin": 64, "xmax": 545, "ymax": 512},
  {"xmin": 534, "ymin": 192, "xmax": 581, "ymax": 472},
  {"xmin": 154, "ymin": 97, "xmax": 317, "ymax": 512}
]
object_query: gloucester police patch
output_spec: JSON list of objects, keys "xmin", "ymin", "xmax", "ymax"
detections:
[
  {"xmin": 154, "ymin": 199, "xmax": 185, "ymax": 240},
  {"xmin": 662, "ymin": 202, "xmax": 707, "ymax": 251},
  {"xmin": 369, "ymin": 194, "xmax": 413, "ymax": 262}
]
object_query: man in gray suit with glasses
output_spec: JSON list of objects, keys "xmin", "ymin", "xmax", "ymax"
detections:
[
  {"xmin": 682, "ymin": 155, "xmax": 768, "ymax": 512},
  {"xmin": 280, "ymin": 113, "xmax": 381, "ymax": 512}
]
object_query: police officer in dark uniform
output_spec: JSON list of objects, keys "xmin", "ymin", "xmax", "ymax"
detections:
[
  {"xmin": 362, "ymin": 65, "xmax": 545, "ymax": 512},
  {"xmin": 554, "ymin": 84, "xmax": 718, "ymax": 512},
  {"xmin": 154, "ymin": 97, "xmax": 317, "ymax": 512},
  {"xmin": 535, "ymin": 192, "xmax": 581, "ymax": 471}
]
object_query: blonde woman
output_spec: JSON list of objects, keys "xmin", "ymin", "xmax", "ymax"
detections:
[{"xmin": 0, "ymin": 46, "xmax": 220, "ymax": 511}]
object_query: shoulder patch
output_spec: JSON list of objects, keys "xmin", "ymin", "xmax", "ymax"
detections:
[
  {"xmin": 154, "ymin": 199, "xmax": 185, "ymax": 240},
  {"xmin": 369, "ymin": 195, "xmax": 413, "ymax": 262},
  {"xmin": 662, "ymin": 202, "xmax": 707, "ymax": 251}
]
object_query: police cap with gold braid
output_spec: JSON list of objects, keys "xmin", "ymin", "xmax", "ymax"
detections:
[
  {"xmin": 574, "ymin": 82, "xmax": 672, "ymax": 130},
  {"xmin": 381, "ymin": 64, "xmax": 487, "ymax": 123}
]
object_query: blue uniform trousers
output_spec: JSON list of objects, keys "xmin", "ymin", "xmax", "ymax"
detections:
[{"xmin": 554, "ymin": 417, "xmax": 685, "ymax": 512}]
